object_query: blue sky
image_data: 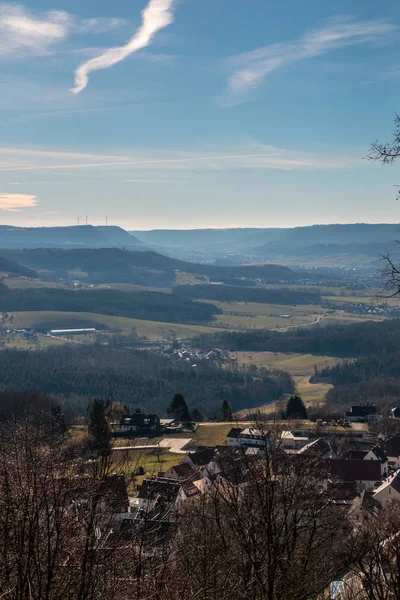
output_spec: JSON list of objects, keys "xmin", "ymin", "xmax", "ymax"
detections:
[{"xmin": 0, "ymin": 0, "xmax": 400, "ymax": 229}]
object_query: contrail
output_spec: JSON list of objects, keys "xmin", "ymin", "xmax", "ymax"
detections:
[
  {"xmin": 0, "ymin": 153, "xmax": 287, "ymax": 172},
  {"xmin": 71, "ymin": 0, "xmax": 176, "ymax": 94}
]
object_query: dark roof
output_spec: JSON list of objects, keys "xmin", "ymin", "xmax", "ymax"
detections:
[
  {"xmin": 326, "ymin": 482, "xmax": 359, "ymax": 501},
  {"xmin": 99, "ymin": 475, "xmax": 129, "ymax": 512},
  {"xmin": 371, "ymin": 446, "xmax": 388, "ymax": 464},
  {"xmin": 391, "ymin": 472, "xmax": 400, "ymax": 494},
  {"xmin": 168, "ymin": 463, "xmax": 195, "ymax": 479},
  {"xmin": 346, "ymin": 405, "xmax": 377, "ymax": 417},
  {"xmin": 186, "ymin": 448, "xmax": 215, "ymax": 467},
  {"xmin": 60, "ymin": 474, "xmax": 129, "ymax": 512},
  {"xmin": 344, "ymin": 450, "xmax": 368, "ymax": 461},
  {"xmin": 384, "ymin": 434, "xmax": 400, "ymax": 458},
  {"xmin": 226, "ymin": 427, "xmax": 242, "ymax": 439},
  {"xmin": 329, "ymin": 459, "xmax": 381, "ymax": 482},
  {"xmin": 138, "ymin": 478, "xmax": 182, "ymax": 502}
]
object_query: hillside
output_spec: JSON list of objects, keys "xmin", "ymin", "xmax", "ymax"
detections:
[
  {"xmin": 0, "ymin": 225, "xmax": 146, "ymax": 250},
  {"xmin": 0, "ymin": 256, "xmax": 37, "ymax": 278},
  {"xmin": 0, "ymin": 248, "xmax": 300, "ymax": 285},
  {"xmin": 134, "ymin": 224, "xmax": 400, "ymax": 250}
]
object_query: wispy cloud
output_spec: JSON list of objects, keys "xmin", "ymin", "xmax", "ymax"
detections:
[
  {"xmin": 0, "ymin": 192, "xmax": 37, "ymax": 211},
  {"xmin": 224, "ymin": 16, "xmax": 397, "ymax": 105},
  {"xmin": 71, "ymin": 0, "xmax": 177, "ymax": 94},
  {"xmin": 0, "ymin": 3, "xmax": 124, "ymax": 58},
  {"xmin": 0, "ymin": 143, "xmax": 364, "ymax": 174}
]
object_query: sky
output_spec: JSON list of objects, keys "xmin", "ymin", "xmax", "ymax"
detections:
[{"xmin": 0, "ymin": 0, "xmax": 400, "ymax": 229}]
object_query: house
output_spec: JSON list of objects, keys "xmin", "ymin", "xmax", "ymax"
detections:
[
  {"xmin": 62, "ymin": 474, "xmax": 130, "ymax": 522},
  {"xmin": 390, "ymin": 407, "xmax": 400, "ymax": 419},
  {"xmin": 137, "ymin": 478, "xmax": 186, "ymax": 518},
  {"xmin": 383, "ymin": 433, "xmax": 400, "ymax": 468},
  {"xmin": 345, "ymin": 404, "xmax": 377, "ymax": 422},
  {"xmin": 226, "ymin": 427, "xmax": 278, "ymax": 450},
  {"xmin": 164, "ymin": 462, "xmax": 197, "ymax": 481},
  {"xmin": 280, "ymin": 430, "xmax": 309, "ymax": 450},
  {"xmin": 119, "ymin": 413, "xmax": 161, "ymax": 436},
  {"xmin": 181, "ymin": 448, "xmax": 215, "ymax": 477},
  {"xmin": 328, "ymin": 459, "xmax": 382, "ymax": 492},
  {"xmin": 372, "ymin": 470, "xmax": 400, "ymax": 506},
  {"xmin": 297, "ymin": 438, "xmax": 335, "ymax": 458},
  {"xmin": 343, "ymin": 445, "xmax": 388, "ymax": 477}
]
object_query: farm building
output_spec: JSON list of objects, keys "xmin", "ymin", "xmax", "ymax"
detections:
[{"xmin": 48, "ymin": 328, "xmax": 97, "ymax": 336}]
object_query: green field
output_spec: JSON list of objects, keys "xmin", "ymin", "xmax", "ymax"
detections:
[
  {"xmin": 234, "ymin": 351, "xmax": 343, "ymax": 408},
  {"xmin": 9, "ymin": 311, "xmax": 225, "ymax": 340}
]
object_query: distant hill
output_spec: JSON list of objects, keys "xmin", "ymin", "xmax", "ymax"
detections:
[
  {"xmin": 133, "ymin": 223, "xmax": 400, "ymax": 252},
  {"xmin": 0, "ymin": 248, "xmax": 300, "ymax": 286},
  {"xmin": 0, "ymin": 256, "xmax": 37, "ymax": 278},
  {"xmin": 0, "ymin": 225, "xmax": 146, "ymax": 250}
]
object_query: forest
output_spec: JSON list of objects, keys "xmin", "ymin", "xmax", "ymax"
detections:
[
  {"xmin": 173, "ymin": 284, "xmax": 321, "ymax": 305},
  {"xmin": 0, "ymin": 345, "xmax": 294, "ymax": 415},
  {"xmin": 313, "ymin": 351, "xmax": 400, "ymax": 386},
  {"xmin": 197, "ymin": 318, "xmax": 400, "ymax": 356},
  {"xmin": 0, "ymin": 285, "xmax": 221, "ymax": 325}
]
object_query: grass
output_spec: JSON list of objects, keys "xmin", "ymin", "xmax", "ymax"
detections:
[
  {"xmin": 233, "ymin": 351, "xmax": 343, "ymax": 408},
  {"xmin": 184, "ymin": 423, "xmax": 233, "ymax": 450},
  {"xmin": 111, "ymin": 448, "xmax": 184, "ymax": 486},
  {"xmin": 9, "ymin": 311, "xmax": 225, "ymax": 340}
]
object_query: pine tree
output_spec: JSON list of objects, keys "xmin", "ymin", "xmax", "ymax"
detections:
[
  {"xmin": 191, "ymin": 408, "xmax": 203, "ymax": 423},
  {"xmin": 86, "ymin": 398, "xmax": 112, "ymax": 457},
  {"xmin": 220, "ymin": 400, "xmax": 233, "ymax": 421},
  {"xmin": 285, "ymin": 395, "xmax": 308, "ymax": 420},
  {"xmin": 167, "ymin": 393, "xmax": 191, "ymax": 422}
]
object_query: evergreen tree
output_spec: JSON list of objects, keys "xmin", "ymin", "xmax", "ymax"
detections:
[
  {"xmin": 191, "ymin": 408, "xmax": 203, "ymax": 423},
  {"xmin": 220, "ymin": 400, "xmax": 233, "ymax": 421},
  {"xmin": 86, "ymin": 398, "xmax": 112, "ymax": 457},
  {"xmin": 286, "ymin": 395, "xmax": 308, "ymax": 420},
  {"xmin": 167, "ymin": 393, "xmax": 191, "ymax": 422}
]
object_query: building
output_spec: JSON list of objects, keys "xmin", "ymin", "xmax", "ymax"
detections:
[
  {"xmin": 329, "ymin": 459, "xmax": 382, "ymax": 492},
  {"xmin": 343, "ymin": 446, "xmax": 388, "ymax": 477},
  {"xmin": 383, "ymin": 433, "xmax": 400, "ymax": 469},
  {"xmin": 372, "ymin": 470, "xmax": 400, "ymax": 506},
  {"xmin": 226, "ymin": 427, "xmax": 278, "ymax": 450},
  {"xmin": 280, "ymin": 430, "xmax": 309, "ymax": 450},
  {"xmin": 49, "ymin": 328, "xmax": 96, "ymax": 336},
  {"xmin": 119, "ymin": 413, "xmax": 161, "ymax": 436},
  {"xmin": 345, "ymin": 405, "xmax": 377, "ymax": 422},
  {"xmin": 390, "ymin": 407, "xmax": 400, "ymax": 419}
]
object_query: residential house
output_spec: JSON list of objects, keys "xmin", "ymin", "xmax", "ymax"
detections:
[
  {"xmin": 119, "ymin": 413, "xmax": 161, "ymax": 436},
  {"xmin": 328, "ymin": 459, "xmax": 382, "ymax": 492},
  {"xmin": 345, "ymin": 404, "xmax": 378, "ymax": 422},
  {"xmin": 343, "ymin": 445, "xmax": 388, "ymax": 477},
  {"xmin": 137, "ymin": 478, "xmax": 186, "ymax": 518},
  {"xmin": 372, "ymin": 470, "xmax": 400, "ymax": 506},
  {"xmin": 297, "ymin": 438, "xmax": 335, "ymax": 458},
  {"xmin": 390, "ymin": 407, "xmax": 400, "ymax": 419},
  {"xmin": 226, "ymin": 427, "xmax": 278, "ymax": 450},
  {"xmin": 383, "ymin": 433, "xmax": 400, "ymax": 469},
  {"xmin": 164, "ymin": 462, "xmax": 197, "ymax": 481},
  {"xmin": 181, "ymin": 448, "xmax": 215, "ymax": 477},
  {"xmin": 280, "ymin": 430, "xmax": 309, "ymax": 450}
]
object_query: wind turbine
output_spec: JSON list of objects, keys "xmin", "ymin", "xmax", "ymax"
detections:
[
  {"xmin": 84, "ymin": 214, "xmax": 90, "ymax": 226},
  {"xmin": 76, "ymin": 216, "xmax": 81, "ymax": 226}
]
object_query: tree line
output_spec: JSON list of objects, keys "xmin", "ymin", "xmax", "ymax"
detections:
[
  {"xmin": 196, "ymin": 318, "xmax": 400, "ymax": 356},
  {"xmin": 173, "ymin": 284, "xmax": 322, "ymax": 305},
  {"xmin": 0, "ymin": 285, "xmax": 221, "ymax": 325}
]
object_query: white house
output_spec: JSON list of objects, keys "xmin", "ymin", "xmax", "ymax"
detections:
[
  {"xmin": 383, "ymin": 434, "xmax": 400, "ymax": 469},
  {"xmin": 372, "ymin": 470, "xmax": 400, "ymax": 506},
  {"xmin": 226, "ymin": 427, "xmax": 278, "ymax": 450}
]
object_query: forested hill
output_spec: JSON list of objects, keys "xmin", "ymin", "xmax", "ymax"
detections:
[
  {"xmin": 0, "ymin": 286, "xmax": 221, "ymax": 325},
  {"xmin": 196, "ymin": 319, "xmax": 400, "ymax": 356},
  {"xmin": 0, "ymin": 225, "xmax": 146, "ymax": 250},
  {"xmin": 0, "ymin": 256, "xmax": 37, "ymax": 278},
  {"xmin": 1, "ymin": 248, "xmax": 300, "ymax": 284},
  {"xmin": 0, "ymin": 345, "xmax": 294, "ymax": 415}
]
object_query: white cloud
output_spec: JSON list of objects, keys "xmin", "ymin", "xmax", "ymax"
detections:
[
  {"xmin": 224, "ymin": 16, "xmax": 397, "ymax": 105},
  {"xmin": 0, "ymin": 192, "xmax": 37, "ymax": 211},
  {"xmin": 71, "ymin": 0, "xmax": 177, "ymax": 94},
  {"xmin": 0, "ymin": 3, "xmax": 124, "ymax": 58}
]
